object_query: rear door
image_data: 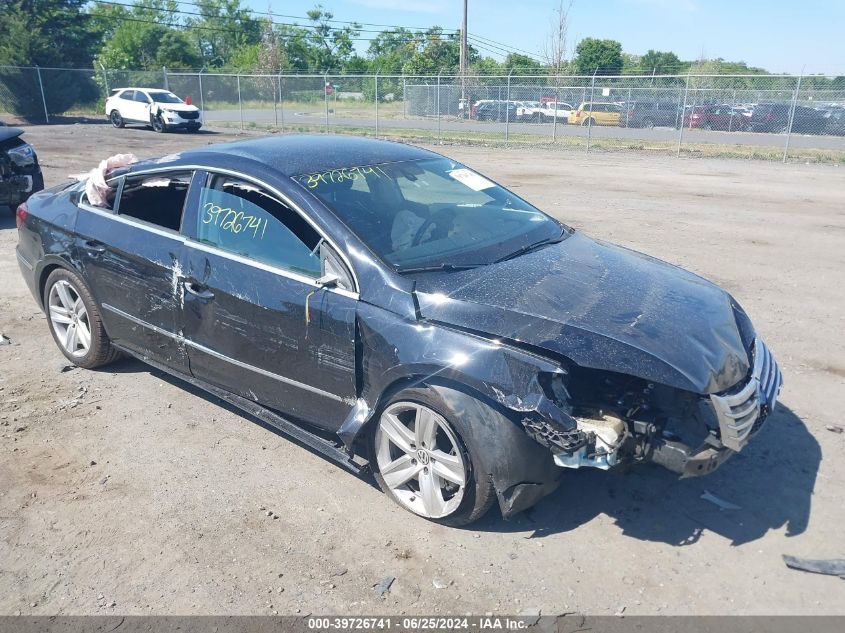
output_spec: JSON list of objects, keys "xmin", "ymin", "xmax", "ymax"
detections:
[
  {"xmin": 179, "ymin": 171, "xmax": 358, "ymax": 429},
  {"xmin": 75, "ymin": 170, "xmax": 194, "ymax": 371}
]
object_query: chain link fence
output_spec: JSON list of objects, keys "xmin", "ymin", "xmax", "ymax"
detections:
[{"xmin": 2, "ymin": 66, "xmax": 844, "ymax": 162}]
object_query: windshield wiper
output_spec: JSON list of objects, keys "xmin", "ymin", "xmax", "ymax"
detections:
[
  {"xmin": 493, "ymin": 230, "xmax": 567, "ymax": 265},
  {"xmin": 397, "ymin": 263, "xmax": 481, "ymax": 274}
]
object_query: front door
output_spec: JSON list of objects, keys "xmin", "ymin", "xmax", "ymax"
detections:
[{"xmin": 179, "ymin": 172, "xmax": 358, "ymax": 429}]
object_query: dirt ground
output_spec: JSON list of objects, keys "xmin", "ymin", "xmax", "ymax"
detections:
[{"xmin": 1, "ymin": 124, "xmax": 843, "ymax": 616}]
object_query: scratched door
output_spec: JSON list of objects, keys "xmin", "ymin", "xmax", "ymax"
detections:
[
  {"xmin": 74, "ymin": 176, "xmax": 191, "ymax": 372},
  {"xmin": 179, "ymin": 174, "xmax": 357, "ymax": 429}
]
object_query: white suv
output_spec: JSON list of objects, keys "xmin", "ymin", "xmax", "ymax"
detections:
[{"xmin": 105, "ymin": 88, "xmax": 202, "ymax": 133}]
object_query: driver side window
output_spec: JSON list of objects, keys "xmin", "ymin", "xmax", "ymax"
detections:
[{"xmin": 196, "ymin": 175, "xmax": 322, "ymax": 278}]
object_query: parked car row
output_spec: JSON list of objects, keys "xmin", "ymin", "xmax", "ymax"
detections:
[
  {"xmin": 470, "ymin": 100, "xmax": 623, "ymax": 126},
  {"xmin": 466, "ymin": 97, "xmax": 845, "ymax": 135}
]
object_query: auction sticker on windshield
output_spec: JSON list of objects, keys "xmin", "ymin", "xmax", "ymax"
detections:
[{"xmin": 448, "ymin": 168, "xmax": 495, "ymax": 191}]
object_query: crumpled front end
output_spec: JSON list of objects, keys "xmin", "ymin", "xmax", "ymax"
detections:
[
  {"xmin": 0, "ymin": 132, "xmax": 44, "ymax": 206},
  {"xmin": 522, "ymin": 336, "xmax": 783, "ymax": 480}
]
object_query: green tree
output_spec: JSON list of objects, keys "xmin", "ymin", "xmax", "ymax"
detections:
[
  {"xmin": 573, "ymin": 38, "xmax": 623, "ymax": 75},
  {"xmin": 402, "ymin": 28, "xmax": 463, "ymax": 75},
  {"xmin": 502, "ymin": 53, "xmax": 542, "ymax": 75},
  {"xmin": 186, "ymin": 0, "xmax": 261, "ymax": 68},
  {"xmin": 301, "ymin": 5, "xmax": 361, "ymax": 71},
  {"xmin": 0, "ymin": 0, "xmax": 101, "ymax": 67},
  {"xmin": 0, "ymin": 0, "xmax": 103, "ymax": 118},
  {"xmin": 638, "ymin": 50, "xmax": 684, "ymax": 74}
]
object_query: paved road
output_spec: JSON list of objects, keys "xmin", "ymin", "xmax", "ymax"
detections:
[{"xmin": 204, "ymin": 107, "xmax": 845, "ymax": 151}]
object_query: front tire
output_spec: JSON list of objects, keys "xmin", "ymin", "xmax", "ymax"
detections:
[
  {"xmin": 370, "ymin": 388, "xmax": 495, "ymax": 526},
  {"xmin": 152, "ymin": 114, "xmax": 167, "ymax": 133},
  {"xmin": 109, "ymin": 110, "xmax": 125, "ymax": 128},
  {"xmin": 44, "ymin": 268, "xmax": 120, "ymax": 369}
]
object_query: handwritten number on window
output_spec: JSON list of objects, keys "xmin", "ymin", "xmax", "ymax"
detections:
[{"xmin": 202, "ymin": 202, "xmax": 268, "ymax": 240}]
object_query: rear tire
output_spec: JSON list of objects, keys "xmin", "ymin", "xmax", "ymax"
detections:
[
  {"xmin": 43, "ymin": 268, "xmax": 120, "ymax": 370},
  {"xmin": 581, "ymin": 117, "xmax": 595, "ymax": 126},
  {"xmin": 109, "ymin": 110, "xmax": 125, "ymax": 128},
  {"xmin": 370, "ymin": 387, "xmax": 496, "ymax": 526}
]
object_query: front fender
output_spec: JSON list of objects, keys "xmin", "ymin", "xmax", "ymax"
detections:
[{"xmin": 338, "ymin": 303, "xmax": 569, "ymax": 516}]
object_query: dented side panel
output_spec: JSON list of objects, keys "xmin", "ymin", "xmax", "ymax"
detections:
[
  {"xmin": 179, "ymin": 245, "xmax": 358, "ymax": 429},
  {"xmin": 338, "ymin": 301, "xmax": 572, "ymax": 445},
  {"xmin": 74, "ymin": 206, "xmax": 190, "ymax": 371}
]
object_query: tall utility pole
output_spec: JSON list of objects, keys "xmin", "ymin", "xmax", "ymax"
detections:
[{"xmin": 460, "ymin": 0, "xmax": 468, "ymax": 115}]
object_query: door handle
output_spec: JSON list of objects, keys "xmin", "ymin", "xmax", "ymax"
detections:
[
  {"xmin": 83, "ymin": 240, "xmax": 107, "ymax": 254},
  {"xmin": 184, "ymin": 280, "xmax": 215, "ymax": 301}
]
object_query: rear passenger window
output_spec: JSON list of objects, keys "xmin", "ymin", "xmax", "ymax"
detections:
[
  {"xmin": 196, "ymin": 175, "xmax": 322, "ymax": 277},
  {"xmin": 118, "ymin": 171, "xmax": 192, "ymax": 231}
]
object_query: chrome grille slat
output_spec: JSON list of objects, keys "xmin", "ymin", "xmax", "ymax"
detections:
[
  {"xmin": 728, "ymin": 399, "xmax": 759, "ymax": 420},
  {"xmin": 710, "ymin": 337, "xmax": 782, "ymax": 452}
]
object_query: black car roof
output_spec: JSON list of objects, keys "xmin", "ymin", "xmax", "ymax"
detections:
[{"xmin": 129, "ymin": 135, "xmax": 439, "ymax": 178}]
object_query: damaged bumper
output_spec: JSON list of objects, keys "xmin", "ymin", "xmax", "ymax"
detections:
[
  {"xmin": 0, "ymin": 166, "xmax": 42, "ymax": 206},
  {"xmin": 519, "ymin": 337, "xmax": 782, "ymax": 480}
]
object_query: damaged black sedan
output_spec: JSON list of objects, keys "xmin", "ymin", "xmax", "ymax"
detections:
[
  {"xmin": 16, "ymin": 136, "xmax": 782, "ymax": 526},
  {"xmin": 1, "ymin": 124, "xmax": 44, "ymax": 211}
]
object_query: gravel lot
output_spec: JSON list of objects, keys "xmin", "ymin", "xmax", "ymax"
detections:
[{"xmin": 1, "ymin": 124, "xmax": 843, "ymax": 616}]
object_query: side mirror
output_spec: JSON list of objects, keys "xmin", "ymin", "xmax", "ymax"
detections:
[{"xmin": 315, "ymin": 272, "xmax": 339, "ymax": 288}]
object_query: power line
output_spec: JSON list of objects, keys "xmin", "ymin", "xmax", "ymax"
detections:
[
  {"xmin": 91, "ymin": 0, "xmax": 453, "ymax": 36},
  {"xmin": 469, "ymin": 33, "xmax": 542, "ymax": 60},
  {"xmin": 170, "ymin": 0, "xmax": 460, "ymax": 34}
]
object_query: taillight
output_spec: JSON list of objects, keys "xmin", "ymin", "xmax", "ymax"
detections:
[{"xmin": 15, "ymin": 202, "xmax": 28, "ymax": 230}]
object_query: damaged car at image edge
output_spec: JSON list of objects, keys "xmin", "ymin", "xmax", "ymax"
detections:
[
  {"xmin": 1, "ymin": 124, "xmax": 44, "ymax": 212},
  {"xmin": 14, "ymin": 135, "xmax": 782, "ymax": 526}
]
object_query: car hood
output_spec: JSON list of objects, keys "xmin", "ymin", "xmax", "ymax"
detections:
[
  {"xmin": 412, "ymin": 231, "xmax": 752, "ymax": 394},
  {"xmin": 0, "ymin": 126, "xmax": 24, "ymax": 143}
]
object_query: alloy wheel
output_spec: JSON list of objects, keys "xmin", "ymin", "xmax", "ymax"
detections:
[
  {"xmin": 375, "ymin": 402, "xmax": 467, "ymax": 519},
  {"xmin": 48, "ymin": 280, "xmax": 91, "ymax": 358}
]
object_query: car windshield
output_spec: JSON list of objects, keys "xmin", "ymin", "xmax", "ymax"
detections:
[
  {"xmin": 147, "ymin": 91, "xmax": 184, "ymax": 104},
  {"xmin": 295, "ymin": 157, "xmax": 566, "ymax": 271}
]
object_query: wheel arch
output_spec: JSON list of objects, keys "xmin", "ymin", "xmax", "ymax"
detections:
[
  {"xmin": 344, "ymin": 372, "xmax": 562, "ymax": 518},
  {"xmin": 36, "ymin": 256, "xmax": 85, "ymax": 310}
]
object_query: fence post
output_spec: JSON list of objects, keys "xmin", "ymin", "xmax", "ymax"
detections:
[
  {"xmin": 403, "ymin": 76, "xmax": 407, "ymax": 118},
  {"xmin": 375, "ymin": 72, "xmax": 379, "ymax": 138},
  {"xmin": 324, "ymin": 72, "xmax": 330, "ymax": 133},
  {"xmin": 625, "ymin": 88, "xmax": 632, "ymax": 127},
  {"xmin": 278, "ymin": 72, "xmax": 284, "ymax": 132},
  {"xmin": 271, "ymin": 74, "xmax": 278, "ymax": 128},
  {"xmin": 586, "ymin": 68, "xmax": 597, "ymax": 153},
  {"xmin": 35, "ymin": 66, "xmax": 49, "ymax": 124},
  {"xmin": 198, "ymin": 69, "xmax": 205, "ymax": 117},
  {"xmin": 783, "ymin": 71, "xmax": 803, "ymax": 163},
  {"xmin": 677, "ymin": 72, "xmax": 691, "ymax": 157},
  {"xmin": 505, "ymin": 71, "xmax": 512, "ymax": 146},
  {"xmin": 98, "ymin": 62, "xmax": 109, "ymax": 96},
  {"xmin": 163, "ymin": 66, "xmax": 168, "ymax": 90},
  {"xmin": 552, "ymin": 81, "xmax": 559, "ymax": 143},
  {"xmin": 728, "ymin": 87, "xmax": 736, "ymax": 132},
  {"xmin": 437, "ymin": 71, "xmax": 442, "ymax": 144},
  {"xmin": 236, "ymin": 74, "xmax": 243, "ymax": 130}
]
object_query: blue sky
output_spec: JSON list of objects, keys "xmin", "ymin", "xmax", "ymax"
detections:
[{"xmin": 239, "ymin": 0, "xmax": 845, "ymax": 75}]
